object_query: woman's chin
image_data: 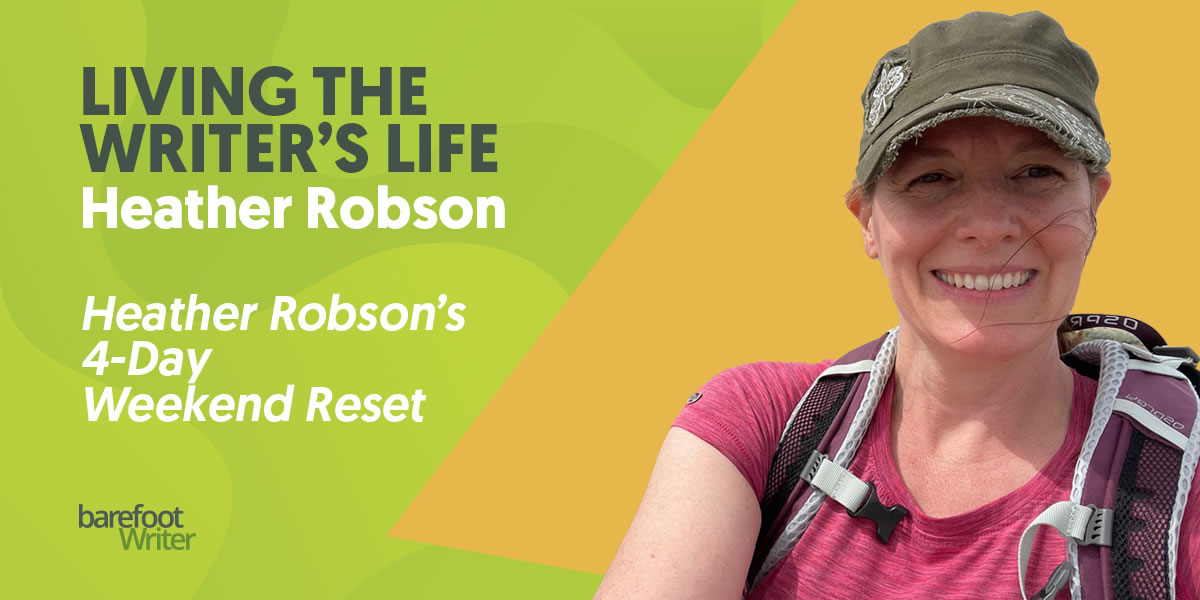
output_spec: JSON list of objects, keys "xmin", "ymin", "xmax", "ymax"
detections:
[{"xmin": 923, "ymin": 324, "xmax": 1054, "ymax": 362}]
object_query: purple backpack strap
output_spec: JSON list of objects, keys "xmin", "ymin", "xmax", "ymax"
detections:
[
  {"xmin": 1073, "ymin": 345, "xmax": 1200, "ymax": 600},
  {"xmin": 740, "ymin": 315, "xmax": 1200, "ymax": 599},
  {"xmin": 745, "ymin": 331, "xmax": 896, "ymax": 595}
]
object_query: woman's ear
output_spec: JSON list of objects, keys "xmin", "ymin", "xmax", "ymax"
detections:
[
  {"xmin": 1091, "ymin": 170, "xmax": 1112, "ymax": 211},
  {"xmin": 847, "ymin": 192, "xmax": 879, "ymax": 259}
]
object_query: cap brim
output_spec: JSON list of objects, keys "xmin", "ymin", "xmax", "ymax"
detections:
[{"xmin": 856, "ymin": 84, "xmax": 1111, "ymax": 185}]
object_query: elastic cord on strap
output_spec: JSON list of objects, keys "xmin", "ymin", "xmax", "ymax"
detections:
[
  {"xmin": 751, "ymin": 329, "xmax": 900, "ymax": 591},
  {"xmin": 1017, "ymin": 501, "xmax": 1112, "ymax": 600}
]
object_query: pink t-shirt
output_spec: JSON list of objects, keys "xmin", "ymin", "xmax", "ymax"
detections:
[{"xmin": 673, "ymin": 361, "xmax": 1200, "ymax": 599}]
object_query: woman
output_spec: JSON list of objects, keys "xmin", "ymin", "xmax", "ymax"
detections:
[{"xmin": 596, "ymin": 11, "xmax": 1199, "ymax": 600}]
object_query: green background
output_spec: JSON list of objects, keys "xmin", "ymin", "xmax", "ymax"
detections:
[{"xmin": 0, "ymin": 0, "xmax": 792, "ymax": 597}]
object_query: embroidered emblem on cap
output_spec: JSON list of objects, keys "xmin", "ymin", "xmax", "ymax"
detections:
[
  {"xmin": 686, "ymin": 392, "xmax": 702, "ymax": 404},
  {"xmin": 867, "ymin": 63, "xmax": 908, "ymax": 133}
]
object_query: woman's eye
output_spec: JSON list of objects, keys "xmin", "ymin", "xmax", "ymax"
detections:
[
  {"xmin": 1023, "ymin": 166, "xmax": 1058, "ymax": 178},
  {"xmin": 912, "ymin": 172, "xmax": 946, "ymax": 185}
]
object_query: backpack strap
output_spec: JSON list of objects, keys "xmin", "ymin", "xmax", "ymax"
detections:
[
  {"xmin": 1020, "ymin": 338, "xmax": 1200, "ymax": 600},
  {"xmin": 1063, "ymin": 314, "xmax": 1168, "ymax": 351},
  {"xmin": 1018, "ymin": 501, "xmax": 1112, "ymax": 599},
  {"xmin": 742, "ymin": 316, "xmax": 1198, "ymax": 599},
  {"xmin": 745, "ymin": 328, "xmax": 899, "ymax": 594},
  {"xmin": 1079, "ymin": 343, "xmax": 1199, "ymax": 600}
]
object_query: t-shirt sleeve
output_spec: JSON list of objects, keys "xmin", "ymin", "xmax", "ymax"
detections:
[{"xmin": 671, "ymin": 360, "xmax": 834, "ymax": 501}]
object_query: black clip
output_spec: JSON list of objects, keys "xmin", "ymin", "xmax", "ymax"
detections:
[{"xmin": 847, "ymin": 481, "xmax": 908, "ymax": 544}]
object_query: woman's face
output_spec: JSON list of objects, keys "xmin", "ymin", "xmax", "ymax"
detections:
[{"xmin": 851, "ymin": 117, "xmax": 1111, "ymax": 359}]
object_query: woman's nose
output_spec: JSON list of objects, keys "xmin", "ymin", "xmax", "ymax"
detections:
[{"xmin": 953, "ymin": 185, "xmax": 1022, "ymax": 245}]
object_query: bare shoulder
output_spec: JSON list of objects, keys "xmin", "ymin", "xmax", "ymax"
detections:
[{"xmin": 594, "ymin": 427, "xmax": 760, "ymax": 600}]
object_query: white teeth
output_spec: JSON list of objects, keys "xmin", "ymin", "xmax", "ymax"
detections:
[{"xmin": 935, "ymin": 270, "xmax": 1034, "ymax": 290}]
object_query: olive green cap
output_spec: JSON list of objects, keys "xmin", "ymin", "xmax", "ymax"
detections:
[{"xmin": 855, "ymin": 11, "xmax": 1111, "ymax": 185}]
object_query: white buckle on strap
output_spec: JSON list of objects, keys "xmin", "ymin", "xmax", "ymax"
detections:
[
  {"xmin": 800, "ymin": 451, "xmax": 908, "ymax": 543},
  {"xmin": 1017, "ymin": 501, "xmax": 1113, "ymax": 600},
  {"xmin": 801, "ymin": 452, "xmax": 870, "ymax": 511}
]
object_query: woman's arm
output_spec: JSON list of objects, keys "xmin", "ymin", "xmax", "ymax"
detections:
[{"xmin": 595, "ymin": 427, "xmax": 761, "ymax": 600}]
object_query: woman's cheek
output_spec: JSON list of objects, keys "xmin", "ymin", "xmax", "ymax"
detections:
[{"xmin": 1034, "ymin": 214, "xmax": 1095, "ymax": 259}]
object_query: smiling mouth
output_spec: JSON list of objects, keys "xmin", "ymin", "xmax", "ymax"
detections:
[{"xmin": 933, "ymin": 269, "xmax": 1037, "ymax": 291}]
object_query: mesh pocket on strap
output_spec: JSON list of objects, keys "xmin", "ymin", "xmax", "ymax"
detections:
[
  {"xmin": 1112, "ymin": 430, "xmax": 1183, "ymax": 600},
  {"xmin": 759, "ymin": 375, "xmax": 856, "ymax": 525}
]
